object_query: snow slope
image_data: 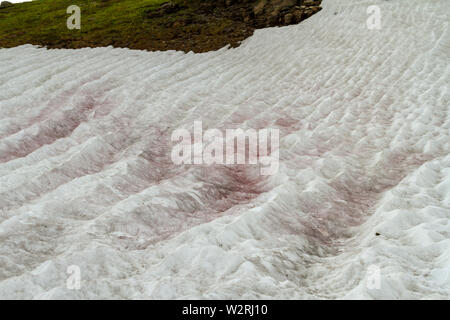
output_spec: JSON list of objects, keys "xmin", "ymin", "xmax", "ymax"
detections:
[{"xmin": 0, "ymin": 0, "xmax": 449, "ymax": 299}]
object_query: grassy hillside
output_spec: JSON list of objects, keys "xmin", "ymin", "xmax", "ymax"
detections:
[
  {"xmin": 0, "ymin": 0, "xmax": 322, "ymax": 52},
  {"xmin": 0, "ymin": 0, "xmax": 186, "ymax": 48}
]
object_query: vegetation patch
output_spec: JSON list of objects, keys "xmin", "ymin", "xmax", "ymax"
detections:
[{"xmin": 0, "ymin": 0, "xmax": 322, "ymax": 53}]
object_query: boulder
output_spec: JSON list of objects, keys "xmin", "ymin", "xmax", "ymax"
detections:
[
  {"xmin": 0, "ymin": 1, "xmax": 13, "ymax": 9},
  {"xmin": 252, "ymin": 0, "xmax": 322, "ymax": 27}
]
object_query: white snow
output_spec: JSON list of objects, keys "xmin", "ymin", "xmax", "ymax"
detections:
[
  {"xmin": 0, "ymin": 0, "xmax": 449, "ymax": 299},
  {"xmin": 3, "ymin": 1, "xmax": 33, "ymax": 3}
]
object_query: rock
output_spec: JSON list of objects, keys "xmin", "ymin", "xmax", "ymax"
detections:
[
  {"xmin": 249, "ymin": 0, "xmax": 322, "ymax": 27},
  {"xmin": 253, "ymin": 0, "xmax": 267, "ymax": 16},
  {"xmin": 172, "ymin": 21, "xmax": 185, "ymax": 28},
  {"xmin": 273, "ymin": 0, "xmax": 297, "ymax": 10},
  {"xmin": 284, "ymin": 13, "xmax": 294, "ymax": 25},
  {"xmin": 160, "ymin": 1, "xmax": 179, "ymax": 14},
  {"xmin": 302, "ymin": 0, "xmax": 322, "ymax": 6},
  {"xmin": 0, "ymin": 1, "xmax": 13, "ymax": 8},
  {"xmin": 293, "ymin": 9, "xmax": 303, "ymax": 22},
  {"xmin": 268, "ymin": 9, "xmax": 281, "ymax": 26}
]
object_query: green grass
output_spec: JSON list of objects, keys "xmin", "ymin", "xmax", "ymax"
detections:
[
  {"xmin": 0, "ymin": 0, "xmax": 187, "ymax": 48},
  {"xmin": 0, "ymin": 0, "xmax": 258, "ymax": 52}
]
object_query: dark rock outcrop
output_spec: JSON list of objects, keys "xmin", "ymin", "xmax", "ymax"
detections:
[
  {"xmin": 149, "ymin": 1, "xmax": 322, "ymax": 29},
  {"xmin": 189, "ymin": 0, "xmax": 322, "ymax": 27},
  {"xmin": 252, "ymin": 0, "xmax": 322, "ymax": 27},
  {"xmin": 0, "ymin": 1, "xmax": 13, "ymax": 9},
  {"xmin": 137, "ymin": 0, "xmax": 323, "ymax": 52}
]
